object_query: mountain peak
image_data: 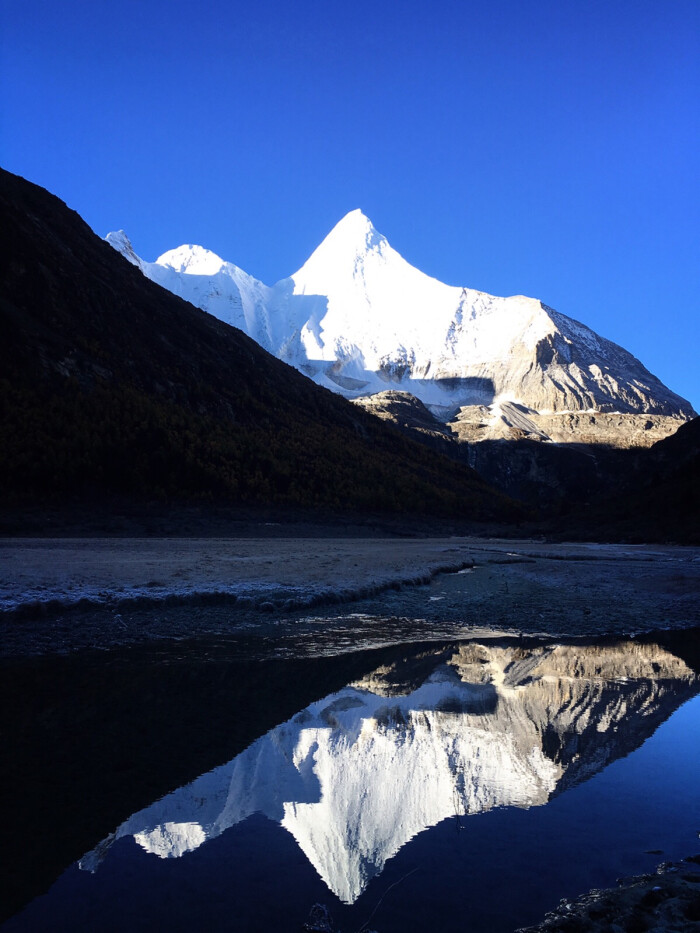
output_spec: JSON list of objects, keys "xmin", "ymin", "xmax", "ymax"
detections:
[
  {"xmin": 105, "ymin": 230, "xmax": 142, "ymax": 268},
  {"xmin": 287, "ymin": 210, "xmax": 389, "ymax": 292},
  {"xmin": 334, "ymin": 207, "xmax": 375, "ymax": 229},
  {"xmin": 108, "ymin": 208, "xmax": 694, "ymax": 430},
  {"xmin": 314, "ymin": 209, "xmax": 386, "ymax": 257},
  {"xmin": 155, "ymin": 243, "xmax": 226, "ymax": 276}
]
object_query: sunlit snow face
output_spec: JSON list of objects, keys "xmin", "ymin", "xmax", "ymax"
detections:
[{"xmin": 105, "ymin": 213, "xmax": 695, "ymax": 422}]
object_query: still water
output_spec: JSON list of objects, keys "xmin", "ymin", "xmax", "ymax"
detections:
[{"xmin": 3, "ymin": 633, "xmax": 700, "ymax": 932}]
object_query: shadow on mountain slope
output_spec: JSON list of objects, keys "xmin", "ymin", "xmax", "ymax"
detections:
[
  {"xmin": 0, "ymin": 169, "xmax": 523, "ymax": 526},
  {"xmin": 351, "ymin": 391, "xmax": 699, "ymax": 542}
]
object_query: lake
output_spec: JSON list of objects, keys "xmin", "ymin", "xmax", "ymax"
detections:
[{"xmin": 2, "ymin": 629, "xmax": 699, "ymax": 931}]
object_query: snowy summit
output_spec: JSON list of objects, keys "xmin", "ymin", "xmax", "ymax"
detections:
[{"xmin": 106, "ymin": 213, "xmax": 695, "ymax": 441}]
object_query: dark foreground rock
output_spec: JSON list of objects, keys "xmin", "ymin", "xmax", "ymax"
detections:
[
  {"xmin": 517, "ymin": 856, "xmax": 700, "ymax": 932},
  {"xmin": 302, "ymin": 903, "xmax": 336, "ymax": 932}
]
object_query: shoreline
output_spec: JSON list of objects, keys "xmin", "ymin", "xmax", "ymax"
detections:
[
  {"xmin": 2, "ymin": 538, "xmax": 698, "ymax": 928},
  {"xmin": 2, "ymin": 537, "xmax": 698, "ymax": 657}
]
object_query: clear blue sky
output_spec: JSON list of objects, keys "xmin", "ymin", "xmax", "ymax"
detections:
[{"xmin": 2, "ymin": 0, "xmax": 698, "ymax": 408}]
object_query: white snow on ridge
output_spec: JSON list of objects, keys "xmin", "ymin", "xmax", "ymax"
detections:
[
  {"xmin": 105, "ymin": 216, "xmax": 695, "ymax": 419},
  {"xmin": 107, "ymin": 231, "xmax": 276, "ymax": 348},
  {"xmin": 156, "ymin": 243, "xmax": 228, "ymax": 276},
  {"xmin": 105, "ymin": 230, "xmax": 143, "ymax": 268}
]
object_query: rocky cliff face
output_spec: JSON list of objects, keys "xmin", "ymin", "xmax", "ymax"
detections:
[
  {"xmin": 353, "ymin": 392, "xmax": 688, "ymax": 449},
  {"xmin": 450, "ymin": 406, "xmax": 688, "ymax": 448},
  {"xmin": 81, "ymin": 639, "xmax": 699, "ymax": 903}
]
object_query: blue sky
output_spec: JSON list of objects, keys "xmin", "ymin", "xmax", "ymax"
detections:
[{"xmin": 2, "ymin": 0, "xmax": 698, "ymax": 407}]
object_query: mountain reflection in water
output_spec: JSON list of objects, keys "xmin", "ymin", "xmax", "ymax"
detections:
[{"xmin": 80, "ymin": 638, "xmax": 700, "ymax": 905}]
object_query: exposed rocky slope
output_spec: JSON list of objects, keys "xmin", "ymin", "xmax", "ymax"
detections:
[
  {"xmin": 354, "ymin": 390, "xmax": 683, "ymax": 452},
  {"xmin": 108, "ymin": 211, "xmax": 694, "ymax": 447},
  {"xmin": 350, "ymin": 389, "xmax": 700, "ymax": 539},
  {"xmin": 0, "ymin": 170, "xmax": 522, "ymax": 522},
  {"xmin": 449, "ymin": 405, "xmax": 687, "ymax": 447}
]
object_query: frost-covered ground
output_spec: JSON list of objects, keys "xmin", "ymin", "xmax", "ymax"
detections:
[
  {"xmin": 0, "ymin": 536, "xmax": 484, "ymax": 616},
  {"xmin": 1, "ymin": 537, "xmax": 698, "ymax": 657}
]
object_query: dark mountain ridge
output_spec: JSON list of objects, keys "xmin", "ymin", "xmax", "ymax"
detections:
[
  {"xmin": 0, "ymin": 169, "xmax": 523, "ymax": 524},
  {"xmin": 351, "ymin": 389, "xmax": 699, "ymax": 542},
  {"xmin": 560, "ymin": 416, "xmax": 700, "ymax": 543}
]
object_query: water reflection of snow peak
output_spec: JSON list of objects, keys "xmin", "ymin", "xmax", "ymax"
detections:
[{"xmin": 80, "ymin": 640, "xmax": 699, "ymax": 904}]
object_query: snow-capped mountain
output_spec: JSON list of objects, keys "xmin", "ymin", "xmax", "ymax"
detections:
[
  {"xmin": 106, "ymin": 213, "xmax": 694, "ymax": 442},
  {"xmin": 80, "ymin": 640, "xmax": 698, "ymax": 904},
  {"xmin": 105, "ymin": 230, "xmax": 277, "ymax": 351}
]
